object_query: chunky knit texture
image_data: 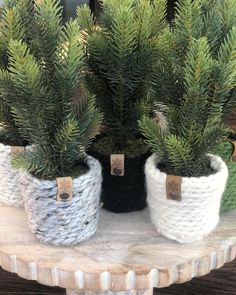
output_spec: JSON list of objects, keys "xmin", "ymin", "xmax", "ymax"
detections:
[
  {"xmin": 145, "ymin": 154, "xmax": 228, "ymax": 243},
  {"xmin": 213, "ymin": 141, "xmax": 236, "ymax": 213},
  {"xmin": 21, "ymin": 156, "xmax": 102, "ymax": 246},
  {"xmin": 91, "ymin": 150, "xmax": 148, "ymax": 213},
  {"xmin": 0, "ymin": 144, "xmax": 24, "ymax": 207}
]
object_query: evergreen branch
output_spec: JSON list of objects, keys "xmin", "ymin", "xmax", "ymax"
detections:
[
  {"xmin": 76, "ymin": 94, "xmax": 103, "ymax": 148},
  {"xmin": 213, "ymin": 26, "xmax": 236, "ymax": 104},
  {"xmin": 184, "ymin": 37, "xmax": 213, "ymax": 99},
  {"xmin": 12, "ymin": 146, "xmax": 58, "ymax": 179},
  {"xmin": 76, "ymin": 4, "xmax": 96, "ymax": 34},
  {"xmin": 32, "ymin": 0, "xmax": 62, "ymax": 75},
  {"xmin": 164, "ymin": 135, "xmax": 193, "ymax": 176},
  {"xmin": 139, "ymin": 115, "xmax": 167, "ymax": 160},
  {"xmin": 54, "ymin": 116, "xmax": 84, "ymax": 173},
  {"xmin": 0, "ymin": 7, "xmax": 26, "ymax": 68},
  {"xmin": 54, "ymin": 20, "xmax": 85, "ymax": 111},
  {"xmin": 150, "ymin": 0, "xmax": 167, "ymax": 36},
  {"xmin": 174, "ymin": 0, "xmax": 204, "ymax": 50},
  {"xmin": 197, "ymin": 124, "xmax": 226, "ymax": 159}
]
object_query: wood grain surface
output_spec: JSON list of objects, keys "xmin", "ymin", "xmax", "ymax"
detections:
[
  {"xmin": 0, "ymin": 203, "xmax": 236, "ymax": 292},
  {"xmin": 1, "ymin": 259, "xmax": 236, "ymax": 294}
]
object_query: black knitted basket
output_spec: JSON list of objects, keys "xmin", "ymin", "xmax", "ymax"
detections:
[{"xmin": 90, "ymin": 149, "xmax": 148, "ymax": 213}]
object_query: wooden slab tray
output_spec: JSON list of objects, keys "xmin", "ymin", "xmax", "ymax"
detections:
[{"xmin": 0, "ymin": 203, "xmax": 235, "ymax": 295}]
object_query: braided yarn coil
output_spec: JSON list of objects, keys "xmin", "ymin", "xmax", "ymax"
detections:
[
  {"xmin": 0, "ymin": 144, "xmax": 24, "ymax": 207},
  {"xmin": 213, "ymin": 141, "xmax": 236, "ymax": 213},
  {"xmin": 145, "ymin": 154, "xmax": 228, "ymax": 243},
  {"xmin": 21, "ymin": 156, "xmax": 102, "ymax": 246}
]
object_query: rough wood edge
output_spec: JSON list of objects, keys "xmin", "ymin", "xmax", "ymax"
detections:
[{"xmin": 0, "ymin": 242, "xmax": 235, "ymax": 292}]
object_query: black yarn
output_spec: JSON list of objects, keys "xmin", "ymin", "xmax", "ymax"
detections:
[{"xmin": 89, "ymin": 149, "xmax": 149, "ymax": 213}]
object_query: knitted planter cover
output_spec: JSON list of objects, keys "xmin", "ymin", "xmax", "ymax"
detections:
[
  {"xmin": 21, "ymin": 156, "xmax": 102, "ymax": 246},
  {"xmin": 213, "ymin": 141, "xmax": 236, "ymax": 213},
  {"xmin": 145, "ymin": 154, "xmax": 228, "ymax": 243},
  {"xmin": 91, "ymin": 150, "xmax": 148, "ymax": 213},
  {"xmin": 0, "ymin": 144, "xmax": 24, "ymax": 207}
]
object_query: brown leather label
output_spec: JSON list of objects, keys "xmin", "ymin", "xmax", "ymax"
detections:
[
  {"xmin": 230, "ymin": 141, "xmax": 236, "ymax": 162},
  {"xmin": 166, "ymin": 175, "xmax": 182, "ymax": 201},
  {"xmin": 110, "ymin": 154, "xmax": 125, "ymax": 176},
  {"xmin": 11, "ymin": 146, "xmax": 25, "ymax": 157},
  {"xmin": 56, "ymin": 177, "xmax": 73, "ymax": 202}
]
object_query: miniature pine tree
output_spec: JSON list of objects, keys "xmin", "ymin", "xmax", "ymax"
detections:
[
  {"xmin": 139, "ymin": 0, "xmax": 236, "ymax": 177},
  {"xmin": 153, "ymin": 0, "xmax": 236, "ymax": 111},
  {"xmin": 0, "ymin": 0, "xmax": 34, "ymax": 145},
  {"xmin": 76, "ymin": 0, "xmax": 168, "ymax": 153},
  {"xmin": 0, "ymin": 0, "xmax": 102, "ymax": 179}
]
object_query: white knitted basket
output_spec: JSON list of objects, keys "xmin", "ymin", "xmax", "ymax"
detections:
[
  {"xmin": 0, "ymin": 144, "xmax": 24, "ymax": 207},
  {"xmin": 145, "ymin": 154, "xmax": 228, "ymax": 243},
  {"xmin": 21, "ymin": 156, "xmax": 102, "ymax": 246}
]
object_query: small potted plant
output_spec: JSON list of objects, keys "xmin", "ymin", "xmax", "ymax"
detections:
[
  {"xmin": 140, "ymin": 41, "xmax": 230, "ymax": 243},
  {"xmin": 139, "ymin": 0, "xmax": 236, "ymax": 242},
  {"xmin": 76, "ymin": 0, "xmax": 168, "ymax": 213},
  {"xmin": 0, "ymin": 0, "xmax": 34, "ymax": 207},
  {"xmin": 152, "ymin": 0, "xmax": 236, "ymax": 215},
  {"xmin": 140, "ymin": 0, "xmax": 236, "ymax": 243},
  {"xmin": 0, "ymin": 0, "xmax": 102, "ymax": 246}
]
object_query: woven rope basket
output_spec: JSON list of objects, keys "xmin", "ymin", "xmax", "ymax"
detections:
[
  {"xmin": 0, "ymin": 144, "xmax": 24, "ymax": 207},
  {"xmin": 213, "ymin": 141, "xmax": 236, "ymax": 213},
  {"xmin": 91, "ymin": 151, "xmax": 148, "ymax": 213},
  {"xmin": 145, "ymin": 154, "xmax": 228, "ymax": 243},
  {"xmin": 21, "ymin": 156, "xmax": 102, "ymax": 246}
]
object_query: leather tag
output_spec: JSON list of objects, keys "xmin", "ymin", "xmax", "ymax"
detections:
[
  {"xmin": 11, "ymin": 146, "xmax": 25, "ymax": 157},
  {"xmin": 230, "ymin": 141, "xmax": 236, "ymax": 162},
  {"xmin": 56, "ymin": 177, "xmax": 73, "ymax": 202},
  {"xmin": 110, "ymin": 154, "xmax": 125, "ymax": 176},
  {"xmin": 166, "ymin": 175, "xmax": 182, "ymax": 201}
]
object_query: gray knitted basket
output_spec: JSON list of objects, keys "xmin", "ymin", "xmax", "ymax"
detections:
[
  {"xmin": 21, "ymin": 156, "xmax": 102, "ymax": 246},
  {"xmin": 0, "ymin": 144, "xmax": 24, "ymax": 207}
]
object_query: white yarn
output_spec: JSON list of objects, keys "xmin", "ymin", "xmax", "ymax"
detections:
[
  {"xmin": 145, "ymin": 154, "xmax": 228, "ymax": 243},
  {"xmin": 21, "ymin": 156, "xmax": 102, "ymax": 246},
  {"xmin": 0, "ymin": 144, "xmax": 24, "ymax": 207}
]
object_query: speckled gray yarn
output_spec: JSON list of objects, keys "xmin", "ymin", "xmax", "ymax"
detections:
[
  {"xmin": 21, "ymin": 156, "xmax": 102, "ymax": 246},
  {"xmin": 0, "ymin": 144, "xmax": 24, "ymax": 207}
]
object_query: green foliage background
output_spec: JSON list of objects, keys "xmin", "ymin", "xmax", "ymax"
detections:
[
  {"xmin": 77, "ymin": 0, "xmax": 168, "ymax": 150},
  {"xmin": 140, "ymin": 0, "xmax": 236, "ymax": 177},
  {"xmin": 0, "ymin": 0, "xmax": 34, "ymax": 145},
  {"xmin": 0, "ymin": 0, "xmax": 102, "ymax": 179}
]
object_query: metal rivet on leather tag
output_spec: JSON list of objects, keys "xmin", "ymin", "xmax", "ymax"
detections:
[
  {"xmin": 56, "ymin": 177, "xmax": 73, "ymax": 202},
  {"xmin": 166, "ymin": 175, "xmax": 182, "ymax": 202},
  {"xmin": 113, "ymin": 167, "xmax": 123, "ymax": 176},
  {"xmin": 230, "ymin": 141, "xmax": 236, "ymax": 162},
  {"xmin": 110, "ymin": 154, "xmax": 125, "ymax": 176},
  {"xmin": 60, "ymin": 192, "xmax": 70, "ymax": 200}
]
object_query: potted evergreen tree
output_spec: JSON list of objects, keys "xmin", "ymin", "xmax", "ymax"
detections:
[
  {"xmin": 76, "ymin": 0, "xmax": 168, "ymax": 213},
  {"xmin": 153, "ymin": 0, "xmax": 236, "ymax": 214},
  {"xmin": 170, "ymin": 0, "xmax": 236, "ymax": 212},
  {"xmin": 0, "ymin": 0, "xmax": 102, "ymax": 246},
  {"xmin": 140, "ymin": 0, "xmax": 236, "ymax": 243},
  {"xmin": 0, "ymin": 0, "xmax": 34, "ymax": 207}
]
